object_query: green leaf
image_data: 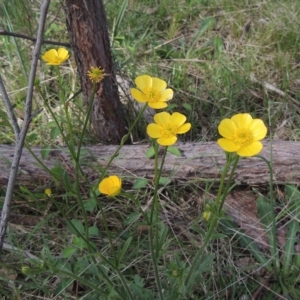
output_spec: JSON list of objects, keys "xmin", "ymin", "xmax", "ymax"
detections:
[
  {"xmin": 40, "ymin": 145, "xmax": 51, "ymax": 160},
  {"xmin": 165, "ymin": 103, "xmax": 178, "ymax": 111},
  {"xmin": 220, "ymin": 218, "xmax": 270, "ymax": 271},
  {"xmin": 51, "ymin": 165, "xmax": 65, "ymax": 179},
  {"xmin": 84, "ymin": 197, "xmax": 97, "ymax": 212},
  {"xmin": 72, "ymin": 236, "xmax": 88, "ymax": 249},
  {"xmin": 62, "ymin": 247, "xmax": 77, "ymax": 258},
  {"xmin": 67, "ymin": 219, "xmax": 85, "ymax": 235},
  {"xmin": 145, "ymin": 146, "xmax": 155, "ymax": 158},
  {"xmin": 26, "ymin": 133, "xmax": 37, "ymax": 143},
  {"xmin": 214, "ymin": 36, "xmax": 223, "ymax": 57},
  {"xmin": 167, "ymin": 146, "xmax": 181, "ymax": 157},
  {"xmin": 283, "ymin": 185, "xmax": 300, "ymax": 276},
  {"xmin": 88, "ymin": 226, "xmax": 99, "ymax": 237},
  {"xmin": 124, "ymin": 212, "xmax": 140, "ymax": 225},
  {"xmin": 256, "ymin": 195, "xmax": 278, "ymax": 259},
  {"xmin": 50, "ymin": 127, "xmax": 60, "ymax": 139},
  {"xmin": 183, "ymin": 103, "xmax": 192, "ymax": 111},
  {"xmin": 117, "ymin": 237, "xmax": 133, "ymax": 266},
  {"xmin": 159, "ymin": 176, "xmax": 170, "ymax": 185},
  {"xmin": 133, "ymin": 178, "xmax": 148, "ymax": 189}
]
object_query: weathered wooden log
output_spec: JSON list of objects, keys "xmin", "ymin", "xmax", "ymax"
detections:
[
  {"xmin": 1, "ymin": 140, "xmax": 299, "ymax": 188},
  {"xmin": 2, "ymin": 140, "xmax": 299, "ymax": 252}
]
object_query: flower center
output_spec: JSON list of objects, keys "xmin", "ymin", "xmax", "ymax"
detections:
[
  {"xmin": 143, "ymin": 87, "xmax": 160, "ymax": 102},
  {"xmin": 160, "ymin": 123, "xmax": 177, "ymax": 138},
  {"xmin": 233, "ymin": 128, "xmax": 254, "ymax": 146}
]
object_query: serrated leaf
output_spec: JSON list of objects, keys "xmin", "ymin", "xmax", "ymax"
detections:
[
  {"xmin": 133, "ymin": 178, "xmax": 149, "ymax": 189},
  {"xmin": 62, "ymin": 247, "xmax": 77, "ymax": 258},
  {"xmin": 167, "ymin": 146, "xmax": 181, "ymax": 157},
  {"xmin": 145, "ymin": 146, "xmax": 155, "ymax": 158}
]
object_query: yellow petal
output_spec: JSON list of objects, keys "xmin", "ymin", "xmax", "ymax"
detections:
[
  {"xmin": 237, "ymin": 141, "xmax": 263, "ymax": 157},
  {"xmin": 152, "ymin": 77, "xmax": 167, "ymax": 91},
  {"xmin": 135, "ymin": 75, "xmax": 152, "ymax": 91},
  {"xmin": 148, "ymin": 101, "xmax": 168, "ymax": 109},
  {"xmin": 99, "ymin": 178, "xmax": 111, "ymax": 194},
  {"xmin": 110, "ymin": 175, "xmax": 122, "ymax": 188},
  {"xmin": 177, "ymin": 123, "xmax": 191, "ymax": 134},
  {"xmin": 218, "ymin": 119, "xmax": 237, "ymax": 139},
  {"xmin": 157, "ymin": 136, "xmax": 177, "ymax": 146},
  {"xmin": 160, "ymin": 89, "xmax": 173, "ymax": 101},
  {"xmin": 170, "ymin": 112, "xmax": 186, "ymax": 127},
  {"xmin": 147, "ymin": 124, "xmax": 162, "ymax": 138},
  {"xmin": 217, "ymin": 138, "xmax": 240, "ymax": 152},
  {"xmin": 57, "ymin": 48, "xmax": 69, "ymax": 60},
  {"xmin": 231, "ymin": 113, "xmax": 253, "ymax": 129},
  {"xmin": 42, "ymin": 49, "xmax": 58, "ymax": 62},
  {"xmin": 154, "ymin": 112, "xmax": 170, "ymax": 125},
  {"xmin": 249, "ymin": 119, "xmax": 267, "ymax": 141},
  {"xmin": 130, "ymin": 88, "xmax": 147, "ymax": 102}
]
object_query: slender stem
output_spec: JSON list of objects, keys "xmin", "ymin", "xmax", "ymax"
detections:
[
  {"xmin": 148, "ymin": 143, "xmax": 165, "ymax": 300},
  {"xmin": 218, "ymin": 155, "xmax": 239, "ymax": 213},
  {"xmin": 76, "ymin": 83, "xmax": 97, "ymax": 161},
  {"xmin": 50, "ymin": 194, "xmax": 134, "ymax": 300},
  {"xmin": 256, "ymin": 155, "xmax": 280, "ymax": 274},
  {"xmin": 185, "ymin": 153, "xmax": 239, "ymax": 286}
]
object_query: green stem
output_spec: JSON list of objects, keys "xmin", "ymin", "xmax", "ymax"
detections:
[
  {"xmin": 256, "ymin": 155, "xmax": 280, "ymax": 274},
  {"xmin": 148, "ymin": 143, "xmax": 166, "ymax": 300},
  {"xmin": 76, "ymin": 83, "xmax": 97, "ymax": 162},
  {"xmin": 217, "ymin": 155, "xmax": 239, "ymax": 213},
  {"xmin": 185, "ymin": 153, "xmax": 239, "ymax": 286}
]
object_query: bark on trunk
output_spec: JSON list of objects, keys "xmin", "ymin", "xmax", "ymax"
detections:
[
  {"xmin": 0, "ymin": 141, "xmax": 299, "ymax": 188},
  {"xmin": 64, "ymin": 0, "xmax": 128, "ymax": 143}
]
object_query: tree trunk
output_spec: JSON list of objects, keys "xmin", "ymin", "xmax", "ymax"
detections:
[
  {"xmin": 0, "ymin": 141, "xmax": 299, "ymax": 188},
  {"xmin": 64, "ymin": 0, "xmax": 128, "ymax": 143}
]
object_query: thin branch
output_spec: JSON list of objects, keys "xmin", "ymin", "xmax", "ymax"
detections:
[
  {"xmin": 0, "ymin": 75, "xmax": 20, "ymax": 139},
  {"xmin": 0, "ymin": 30, "xmax": 71, "ymax": 48},
  {"xmin": 0, "ymin": 0, "xmax": 51, "ymax": 256}
]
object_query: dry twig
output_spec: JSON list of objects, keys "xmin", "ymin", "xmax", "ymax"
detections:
[{"xmin": 0, "ymin": 0, "xmax": 51, "ymax": 256}]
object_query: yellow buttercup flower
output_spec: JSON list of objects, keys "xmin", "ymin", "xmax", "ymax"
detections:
[
  {"xmin": 147, "ymin": 112, "xmax": 191, "ymax": 146},
  {"xmin": 99, "ymin": 175, "xmax": 122, "ymax": 197},
  {"xmin": 44, "ymin": 188, "xmax": 52, "ymax": 197},
  {"xmin": 42, "ymin": 48, "xmax": 69, "ymax": 65},
  {"xmin": 217, "ymin": 113, "xmax": 267, "ymax": 157},
  {"xmin": 130, "ymin": 75, "xmax": 173, "ymax": 109},
  {"xmin": 87, "ymin": 66, "xmax": 105, "ymax": 83}
]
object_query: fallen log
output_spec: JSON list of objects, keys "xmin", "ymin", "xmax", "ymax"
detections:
[
  {"xmin": 2, "ymin": 140, "xmax": 299, "ymax": 253},
  {"xmin": 0, "ymin": 140, "xmax": 299, "ymax": 188}
]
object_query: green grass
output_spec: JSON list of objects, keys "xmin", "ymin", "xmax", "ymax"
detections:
[{"xmin": 1, "ymin": 0, "xmax": 300, "ymax": 298}]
